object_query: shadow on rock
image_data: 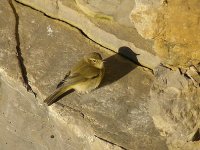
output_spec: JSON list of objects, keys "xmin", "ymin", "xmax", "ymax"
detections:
[
  {"xmin": 100, "ymin": 46, "xmax": 139, "ymax": 87},
  {"xmin": 47, "ymin": 46, "xmax": 139, "ymax": 105}
]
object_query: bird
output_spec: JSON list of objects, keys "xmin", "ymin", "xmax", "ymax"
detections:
[{"xmin": 44, "ymin": 52, "xmax": 105, "ymax": 106}]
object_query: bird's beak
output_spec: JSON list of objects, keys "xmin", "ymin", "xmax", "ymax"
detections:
[{"xmin": 102, "ymin": 60, "xmax": 106, "ymax": 62}]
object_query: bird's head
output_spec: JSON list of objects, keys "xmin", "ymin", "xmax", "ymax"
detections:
[{"xmin": 84, "ymin": 52, "xmax": 104, "ymax": 69}]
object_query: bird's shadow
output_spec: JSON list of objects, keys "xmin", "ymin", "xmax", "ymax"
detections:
[
  {"xmin": 100, "ymin": 46, "xmax": 139, "ymax": 87},
  {"xmin": 48, "ymin": 46, "xmax": 139, "ymax": 105}
]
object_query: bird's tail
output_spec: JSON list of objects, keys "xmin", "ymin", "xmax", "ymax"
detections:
[{"xmin": 44, "ymin": 85, "xmax": 72, "ymax": 106}]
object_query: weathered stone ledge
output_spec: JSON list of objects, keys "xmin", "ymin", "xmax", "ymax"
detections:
[
  {"xmin": 15, "ymin": 0, "xmax": 161, "ymax": 70},
  {"xmin": 0, "ymin": 69, "xmax": 125, "ymax": 150},
  {"xmin": 0, "ymin": 1, "xmax": 167, "ymax": 149}
]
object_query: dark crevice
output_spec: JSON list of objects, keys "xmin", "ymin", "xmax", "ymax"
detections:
[
  {"xmin": 192, "ymin": 128, "xmax": 200, "ymax": 142},
  {"xmin": 94, "ymin": 135, "xmax": 127, "ymax": 150},
  {"xmin": 8, "ymin": 0, "xmax": 36, "ymax": 97},
  {"xmin": 14, "ymin": 0, "xmax": 148, "ymax": 70}
]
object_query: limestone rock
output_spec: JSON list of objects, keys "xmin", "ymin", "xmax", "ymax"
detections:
[
  {"xmin": 0, "ymin": 70, "xmax": 124, "ymax": 150},
  {"xmin": 131, "ymin": 1, "xmax": 200, "ymax": 148},
  {"xmin": 0, "ymin": 0, "xmax": 21, "ymax": 81},
  {"xmin": 13, "ymin": 1, "xmax": 166, "ymax": 150},
  {"xmin": 186, "ymin": 66, "xmax": 200, "ymax": 87},
  {"xmin": 130, "ymin": 0, "xmax": 163, "ymax": 39},
  {"xmin": 150, "ymin": 66, "xmax": 200, "ymax": 149},
  {"xmin": 130, "ymin": 0, "xmax": 200, "ymax": 68},
  {"xmin": 0, "ymin": 1, "xmax": 127, "ymax": 149},
  {"xmin": 16, "ymin": 0, "xmax": 161, "ymax": 69},
  {"xmin": 75, "ymin": 0, "xmax": 135, "ymax": 27}
]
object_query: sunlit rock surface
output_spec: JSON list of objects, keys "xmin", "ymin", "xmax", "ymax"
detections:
[
  {"xmin": 0, "ymin": 0, "xmax": 167, "ymax": 150},
  {"xmin": 130, "ymin": 0, "xmax": 200, "ymax": 68}
]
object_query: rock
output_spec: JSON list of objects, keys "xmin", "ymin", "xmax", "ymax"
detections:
[
  {"xmin": 130, "ymin": 0, "xmax": 200, "ymax": 68},
  {"xmin": 3, "ymin": 0, "xmax": 199, "ymax": 149},
  {"xmin": 16, "ymin": 0, "xmax": 161, "ymax": 69},
  {"xmin": 150, "ymin": 66, "xmax": 200, "ymax": 149},
  {"xmin": 0, "ymin": 70, "xmax": 124, "ymax": 150},
  {"xmin": 130, "ymin": 0, "xmax": 162, "ymax": 39},
  {"xmin": 75, "ymin": 0, "xmax": 135, "ymax": 27},
  {"xmin": 131, "ymin": 0, "xmax": 200, "ymax": 146},
  {"xmin": 0, "ymin": 1, "xmax": 128, "ymax": 150},
  {"xmin": 0, "ymin": 0, "xmax": 168, "ymax": 149},
  {"xmin": 0, "ymin": 0, "xmax": 21, "ymax": 81},
  {"xmin": 186, "ymin": 66, "xmax": 200, "ymax": 87}
]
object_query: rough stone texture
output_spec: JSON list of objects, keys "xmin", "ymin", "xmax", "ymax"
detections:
[
  {"xmin": 130, "ymin": 0, "xmax": 162, "ymax": 39},
  {"xmin": 16, "ymin": 0, "xmax": 161, "ymax": 69},
  {"xmin": 0, "ymin": 1, "xmax": 127, "ymax": 150},
  {"xmin": 75, "ymin": 0, "xmax": 135, "ymax": 27},
  {"xmin": 131, "ymin": 0, "xmax": 200, "ymax": 149},
  {"xmin": 150, "ymin": 66, "xmax": 200, "ymax": 149},
  {"xmin": 130, "ymin": 0, "xmax": 200, "ymax": 68},
  {"xmin": 16, "ymin": 2, "xmax": 167, "ymax": 149},
  {"xmin": 0, "ymin": 71, "xmax": 123, "ymax": 150},
  {"xmin": 0, "ymin": 0, "xmax": 168, "ymax": 150},
  {"xmin": 0, "ymin": 0, "xmax": 21, "ymax": 81},
  {"xmin": 186, "ymin": 66, "xmax": 200, "ymax": 87},
  {"xmin": 1, "ymin": 0, "xmax": 199, "ymax": 149}
]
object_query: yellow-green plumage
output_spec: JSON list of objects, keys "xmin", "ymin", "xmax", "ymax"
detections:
[{"xmin": 44, "ymin": 52, "xmax": 105, "ymax": 106}]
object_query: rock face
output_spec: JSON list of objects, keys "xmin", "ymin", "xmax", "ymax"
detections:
[
  {"xmin": 0, "ymin": 0, "xmax": 20, "ymax": 81},
  {"xmin": 130, "ymin": 0, "xmax": 162, "ymax": 39},
  {"xmin": 0, "ymin": 0, "xmax": 167, "ymax": 150},
  {"xmin": 130, "ymin": 0, "xmax": 200, "ymax": 68},
  {"xmin": 150, "ymin": 66, "xmax": 200, "ymax": 149},
  {"xmin": 130, "ymin": 0, "xmax": 200, "ymax": 149},
  {"xmin": 16, "ymin": 0, "xmax": 161, "ymax": 69},
  {"xmin": 0, "ymin": 71, "xmax": 126, "ymax": 150},
  {"xmin": 75, "ymin": 0, "xmax": 135, "ymax": 27},
  {"xmin": 0, "ymin": 0, "xmax": 199, "ymax": 150}
]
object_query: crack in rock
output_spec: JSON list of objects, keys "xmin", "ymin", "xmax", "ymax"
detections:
[
  {"xmin": 56, "ymin": 102, "xmax": 85, "ymax": 118},
  {"xmin": 14, "ymin": 0, "xmax": 146, "ymax": 70},
  {"xmin": 14, "ymin": 0, "xmax": 113, "ymax": 50},
  {"xmin": 8, "ymin": 0, "xmax": 36, "ymax": 97},
  {"xmin": 94, "ymin": 135, "xmax": 127, "ymax": 150}
]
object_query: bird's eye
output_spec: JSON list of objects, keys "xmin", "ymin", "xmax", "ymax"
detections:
[{"xmin": 92, "ymin": 59, "xmax": 97, "ymax": 63}]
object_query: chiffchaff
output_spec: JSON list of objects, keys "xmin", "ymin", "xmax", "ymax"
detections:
[{"xmin": 44, "ymin": 52, "xmax": 105, "ymax": 106}]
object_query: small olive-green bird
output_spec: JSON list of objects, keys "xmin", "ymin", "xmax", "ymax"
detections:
[{"xmin": 44, "ymin": 52, "xmax": 105, "ymax": 106}]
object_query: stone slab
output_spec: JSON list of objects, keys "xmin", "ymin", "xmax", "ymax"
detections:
[
  {"xmin": 16, "ymin": 0, "xmax": 161, "ymax": 69},
  {"xmin": 15, "ymin": 2, "xmax": 167, "ymax": 149}
]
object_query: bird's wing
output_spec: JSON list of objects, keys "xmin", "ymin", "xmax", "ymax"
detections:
[
  {"xmin": 70, "ymin": 64, "xmax": 100, "ymax": 79},
  {"xmin": 60, "ymin": 61, "xmax": 100, "ymax": 87}
]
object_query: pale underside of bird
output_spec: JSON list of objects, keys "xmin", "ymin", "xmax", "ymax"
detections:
[{"xmin": 44, "ymin": 52, "xmax": 105, "ymax": 106}]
